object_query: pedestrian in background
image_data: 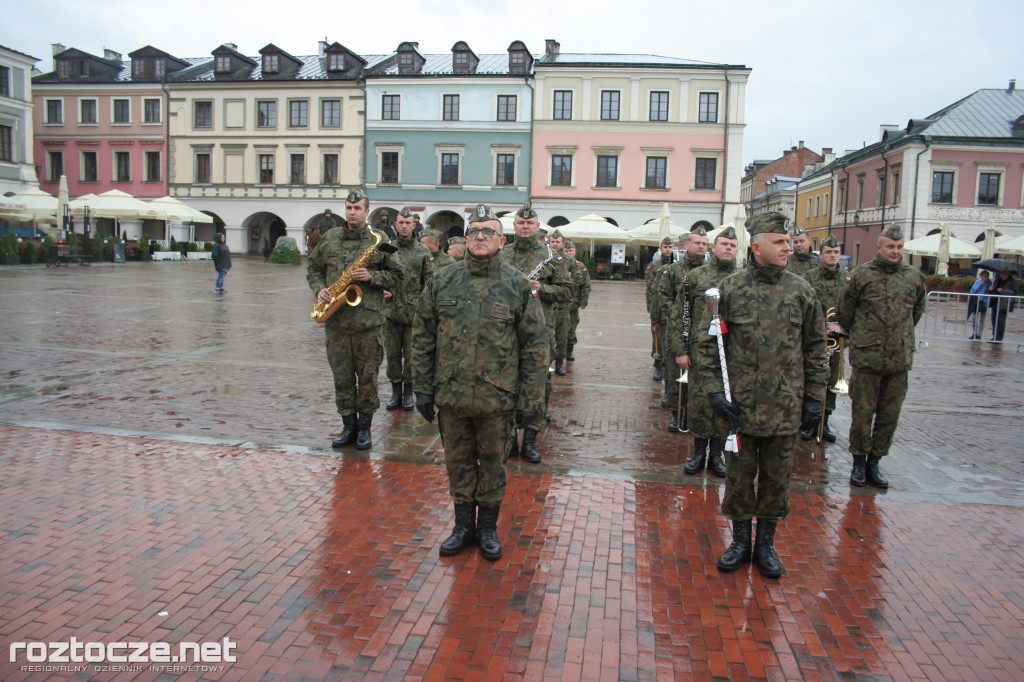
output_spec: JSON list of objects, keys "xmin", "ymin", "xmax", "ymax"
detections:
[
  {"xmin": 411, "ymin": 204, "xmax": 548, "ymax": 561},
  {"xmin": 967, "ymin": 270, "xmax": 990, "ymax": 340},
  {"xmin": 988, "ymin": 269, "xmax": 1018, "ymax": 342},
  {"xmin": 212, "ymin": 232, "xmax": 231, "ymax": 294}
]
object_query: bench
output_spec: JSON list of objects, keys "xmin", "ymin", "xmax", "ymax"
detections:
[{"xmin": 47, "ymin": 245, "xmax": 85, "ymax": 267}]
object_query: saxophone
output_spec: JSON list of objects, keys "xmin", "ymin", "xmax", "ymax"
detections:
[{"xmin": 310, "ymin": 230, "xmax": 383, "ymax": 324}]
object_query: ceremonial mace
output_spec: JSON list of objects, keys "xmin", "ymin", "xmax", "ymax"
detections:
[{"xmin": 705, "ymin": 287, "xmax": 740, "ymax": 453}]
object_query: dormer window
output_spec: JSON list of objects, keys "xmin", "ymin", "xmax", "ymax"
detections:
[
  {"xmin": 263, "ymin": 54, "xmax": 279, "ymax": 73},
  {"xmin": 215, "ymin": 55, "xmax": 231, "ymax": 73},
  {"xmin": 155, "ymin": 58, "xmax": 165, "ymax": 78},
  {"xmin": 454, "ymin": 52, "xmax": 469, "ymax": 68},
  {"xmin": 328, "ymin": 52, "xmax": 345, "ymax": 71},
  {"xmin": 58, "ymin": 59, "xmax": 90, "ymax": 78},
  {"xmin": 132, "ymin": 57, "xmax": 167, "ymax": 79},
  {"xmin": 510, "ymin": 51, "xmax": 526, "ymax": 73},
  {"xmin": 399, "ymin": 52, "xmax": 413, "ymax": 68}
]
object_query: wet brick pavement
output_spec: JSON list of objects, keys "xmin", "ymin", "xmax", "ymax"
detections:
[{"xmin": 2, "ymin": 260, "xmax": 1023, "ymax": 680}]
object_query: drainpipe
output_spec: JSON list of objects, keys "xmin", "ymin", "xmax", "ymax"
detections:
[
  {"xmin": 879, "ymin": 144, "xmax": 889, "ymax": 232},
  {"xmin": 827, "ymin": 167, "xmax": 835, "ymax": 246},
  {"xmin": 358, "ymin": 73, "xmax": 367, "ymax": 189},
  {"xmin": 909, "ymin": 135, "xmax": 931, "ymax": 240},
  {"xmin": 526, "ymin": 74, "xmax": 534, "ymax": 201},
  {"xmin": 720, "ymin": 66, "xmax": 730, "ymax": 225},
  {"xmin": 841, "ymin": 165, "xmax": 850, "ymax": 254}
]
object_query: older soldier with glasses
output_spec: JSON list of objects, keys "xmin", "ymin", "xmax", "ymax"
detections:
[{"xmin": 411, "ymin": 205, "xmax": 548, "ymax": 560}]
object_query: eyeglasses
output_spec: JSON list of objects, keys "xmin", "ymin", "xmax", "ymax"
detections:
[{"xmin": 466, "ymin": 227, "xmax": 499, "ymax": 238}]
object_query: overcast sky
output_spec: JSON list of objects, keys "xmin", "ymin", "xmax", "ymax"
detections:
[{"xmin": 8, "ymin": 0, "xmax": 1022, "ymax": 169}]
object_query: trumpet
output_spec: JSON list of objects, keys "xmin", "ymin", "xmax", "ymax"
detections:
[{"xmin": 817, "ymin": 308, "xmax": 849, "ymax": 443}]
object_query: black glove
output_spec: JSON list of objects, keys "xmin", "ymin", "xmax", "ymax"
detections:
[
  {"xmin": 414, "ymin": 393, "xmax": 435, "ymax": 423},
  {"xmin": 801, "ymin": 397, "xmax": 823, "ymax": 428},
  {"xmin": 709, "ymin": 392, "xmax": 740, "ymax": 426},
  {"xmin": 517, "ymin": 410, "xmax": 537, "ymax": 429}
]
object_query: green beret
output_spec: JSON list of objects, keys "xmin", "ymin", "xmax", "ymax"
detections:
[
  {"xmin": 515, "ymin": 201, "xmax": 538, "ymax": 219},
  {"xmin": 718, "ymin": 226, "xmax": 737, "ymax": 240},
  {"xmin": 791, "ymin": 225, "xmax": 808, "ymax": 236},
  {"xmin": 690, "ymin": 225, "xmax": 708, "ymax": 236},
  {"xmin": 468, "ymin": 203, "xmax": 498, "ymax": 223},
  {"xmin": 746, "ymin": 212, "xmax": 790, "ymax": 236},
  {"xmin": 660, "ymin": 236, "xmax": 674, "ymax": 246},
  {"xmin": 880, "ymin": 224, "xmax": 904, "ymax": 240},
  {"xmin": 821, "ymin": 233, "xmax": 840, "ymax": 248},
  {"xmin": 398, "ymin": 207, "xmax": 412, "ymax": 218},
  {"xmin": 563, "ymin": 239, "xmax": 575, "ymax": 249},
  {"xmin": 346, "ymin": 188, "xmax": 367, "ymax": 203},
  {"xmin": 549, "ymin": 228, "xmax": 564, "ymax": 240},
  {"xmin": 448, "ymin": 236, "xmax": 466, "ymax": 245}
]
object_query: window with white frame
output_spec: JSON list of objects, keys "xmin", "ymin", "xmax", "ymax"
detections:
[
  {"xmin": 553, "ymin": 90, "xmax": 572, "ymax": 120},
  {"xmin": 551, "ymin": 153, "xmax": 573, "ymax": 187},
  {"xmin": 380, "ymin": 149, "xmax": 400, "ymax": 184},
  {"xmin": 695, "ymin": 158, "xmax": 717, "ymax": 190},
  {"xmin": 196, "ymin": 153, "xmax": 212, "ymax": 184},
  {"xmin": 382, "ymin": 94, "xmax": 400, "ymax": 120},
  {"xmin": 47, "ymin": 150, "xmax": 64, "ymax": 182},
  {"xmin": 323, "ymin": 153, "xmax": 339, "ymax": 185},
  {"xmin": 649, "ymin": 91, "xmax": 669, "ymax": 122},
  {"xmin": 194, "ymin": 100, "xmax": 212, "ymax": 128},
  {"xmin": 645, "ymin": 156, "xmax": 667, "ymax": 189},
  {"xmin": 45, "ymin": 98, "xmax": 63, "ymax": 124},
  {"xmin": 112, "ymin": 98, "xmax": 130, "ymax": 124},
  {"xmin": 289, "ymin": 100, "xmax": 308, "ymax": 128},
  {"xmin": 81, "ymin": 150, "xmax": 98, "ymax": 182},
  {"xmin": 495, "ymin": 151, "xmax": 516, "ymax": 187},
  {"xmin": 0, "ymin": 125, "xmax": 12, "ymax": 162},
  {"xmin": 440, "ymin": 153, "xmax": 459, "ymax": 185},
  {"xmin": 596, "ymin": 155, "xmax": 618, "ymax": 188},
  {"xmin": 143, "ymin": 98, "xmax": 161, "ymax": 124},
  {"xmin": 443, "ymin": 94, "xmax": 459, "ymax": 121},
  {"xmin": 289, "ymin": 154, "xmax": 305, "ymax": 184},
  {"xmin": 144, "ymin": 150, "xmax": 161, "ymax": 182},
  {"xmin": 114, "ymin": 150, "xmax": 130, "ymax": 182},
  {"xmin": 497, "ymin": 95, "xmax": 516, "ymax": 122},
  {"xmin": 79, "ymin": 98, "xmax": 97, "ymax": 124},
  {"xmin": 321, "ymin": 99, "xmax": 341, "ymax": 127},
  {"xmin": 258, "ymin": 154, "xmax": 275, "ymax": 184},
  {"xmin": 257, "ymin": 101, "xmax": 276, "ymax": 128},
  {"xmin": 600, "ymin": 91, "xmax": 620, "ymax": 121},
  {"xmin": 698, "ymin": 92, "xmax": 718, "ymax": 123},
  {"xmin": 931, "ymin": 171, "xmax": 954, "ymax": 203}
]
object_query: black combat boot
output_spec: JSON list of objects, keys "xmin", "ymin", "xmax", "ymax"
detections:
[
  {"xmin": 653, "ymin": 364, "xmax": 663, "ymax": 382},
  {"xmin": 555, "ymin": 360, "xmax": 566, "ymax": 376},
  {"xmin": 799, "ymin": 419, "xmax": 817, "ymax": 441},
  {"xmin": 753, "ymin": 519, "xmax": 783, "ymax": 578},
  {"xmin": 667, "ymin": 411, "xmax": 679, "ymax": 433},
  {"xmin": 439, "ymin": 503, "xmax": 476, "ymax": 556},
  {"xmin": 850, "ymin": 455, "xmax": 867, "ymax": 487},
  {"xmin": 716, "ymin": 519, "xmax": 752, "ymax": 572},
  {"xmin": 385, "ymin": 382, "xmax": 402, "ymax": 410},
  {"xmin": 331, "ymin": 414, "xmax": 358, "ymax": 448},
  {"xmin": 566, "ymin": 344, "xmax": 575, "ymax": 361},
  {"xmin": 507, "ymin": 430, "xmax": 519, "ymax": 461},
  {"xmin": 356, "ymin": 412, "xmax": 373, "ymax": 450},
  {"xmin": 866, "ymin": 456, "xmax": 889, "ymax": 488},
  {"xmin": 520, "ymin": 428, "xmax": 541, "ymax": 463},
  {"xmin": 820, "ymin": 412, "xmax": 836, "ymax": 442},
  {"xmin": 402, "ymin": 382, "xmax": 415, "ymax": 411},
  {"xmin": 707, "ymin": 438, "xmax": 726, "ymax": 478},
  {"xmin": 683, "ymin": 438, "xmax": 708, "ymax": 474},
  {"xmin": 476, "ymin": 505, "xmax": 503, "ymax": 561}
]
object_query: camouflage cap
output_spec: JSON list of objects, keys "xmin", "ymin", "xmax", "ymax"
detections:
[
  {"xmin": 690, "ymin": 225, "xmax": 708, "ymax": 236},
  {"xmin": 468, "ymin": 203, "xmax": 498, "ymax": 223},
  {"xmin": 448, "ymin": 236, "xmax": 466, "ymax": 245},
  {"xmin": 515, "ymin": 201, "xmax": 538, "ymax": 219},
  {"xmin": 563, "ymin": 239, "xmax": 575, "ymax": 249},
  {"xmin": 791, "ymin": 225, "xmax": 808, "ymax": 237},
  {"xmin": 324, "ymin": 208, "xmax": 333, "ymax": 214},
  {"xmin": 549, "ymin": 228, "xmax": 564, "ymax": 240},
  {"xmin": 345, "ymin": 188, "xmax": 367, "ymax": 203},
  {"xmin": 746, "ymin": 212, "xmax": 790, "ymax": 236},
  {"xmin": 677, "ymin": 234, "xmax": 689, "ymax": 246},
  {"xmin": 660, "ymin": 236, "xmax": 675, "ymax": 246},
  {"xmin": 420, "ymin": 229, "xmax": 443, "ymax": 240},
  {"xmin": 880, "ymin": 224, "xmax": 904, "ymax": 240},
  {"xmin": 718, "ymin": 226, "xmax": 738, "ymax": 240},
  {"xmin": 821, "ymin": 233, "xmax": 841, "ymax": 248},
  {"xmin": 413, "ymin": 213, "xmax": 421, "ymax": 220},
  {"xmin": 398, "ymin": 207, "xmax": 413, "ymax": 218}
]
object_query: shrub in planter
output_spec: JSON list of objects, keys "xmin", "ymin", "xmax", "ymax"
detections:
[
  {"xmin": 204, "ymin": 242, "xmax": 214, "ymax": 252},
  {"xmin": 139, "ymin": 236, "xmax": 151, "ymax": 261},
  {"xmin": 186, "ymin": 242, "xmax": 198, "ymax": 252},
  {"xmin": 66, "ymin": 232, "xmax": 79, "ymax": 248},
  {"xmin": 1, "ymin": 232, "xmax": 19, "ymax": 265},
  {"xmin": 124, "ymin": 242, "xmax": 142, "ymax": 260},
  {"xmin": 269, "ymin": 236, "xmax": 302, "ymax": 265},
  {"xmin": 20, "ymin": 240, "xmax": 38, "ymax": 264},
  {"xmin": 92, "ymin": 233, "xmax": 105, "ymax": 262}
]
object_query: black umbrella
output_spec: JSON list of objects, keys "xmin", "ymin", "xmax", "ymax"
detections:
[{"xmin": 972, "ymin": 257, "xmax": 1017, "ymax": 272}]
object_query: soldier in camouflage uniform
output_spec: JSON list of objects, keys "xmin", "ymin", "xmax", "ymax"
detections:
[
  {"xmin": 502, "ymin": 202, "xmax": 572, "ymax": 462},
  {"xmin": 660, "ymin": 228, "xmax": 708, "ymax": 432},
  {"xmin": 307, "ymin": 189, "xmax": 404, "ymax": 451},
  {"xmin": 837, "ymin": 224, "xmax": 926, "ymax": 489},
  {"xmin": 411, "ymin": 204, "xmax": 548, "ymax": 561},
  {"xmin": 383, "ymin": 207, "xmax": 434, "ymax": 412},
  {"xmin": 673, "ymin": 228, "xmax": 739, "ymax": 478},
  {"xmin": 421, "ymin": 231, "xmax": 455, "ymax": 270},
  {"xmin": 548, "ymin": 229, "xmax": 577, "ymax": 375},
  {"xmin": 447, "ymin": 236, "xmax": 466, "ymax": 262},
  {"xmin": 698, "ymin": 212, "xmax": 827, "ymax": 579},
  {"xmin": 646, "ymin": 237, "xmax": 676, "ymax": 383},
  {"xmin": 306, "ymin": 208, "xmax": 338, "ymax": 252},
  {"xmin": 563, "ymin": 240, "xmax": 591, "ymax": 362},
  {"xmin": 786, "ymin": 226, "xmax": 820, "ymax": 278},
  {"xmin": 801, "ymin": 233, "xmax": 845, "ymax": 442}
]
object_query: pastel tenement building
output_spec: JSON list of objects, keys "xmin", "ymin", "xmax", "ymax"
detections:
[
  {"xmin": 802, "ymin": 84, "xmax": 1024, "ymax": 266},
  {"xmin": 0, "ymin": 45, "xmax": 39, "ymax": 196},
  {"xmin": 531, "ymin": 41, "xmax": 749, "ymax": 232},
  {"xmin": 364, "ymin": 41, "xmax": 534, "ymax": 236}
]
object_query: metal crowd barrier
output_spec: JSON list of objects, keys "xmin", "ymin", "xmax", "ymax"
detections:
[{"xmin": 916, "ymin": 291, "xmax": 1023, "ymax": 351}]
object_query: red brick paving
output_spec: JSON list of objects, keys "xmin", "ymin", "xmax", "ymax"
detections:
[{"xmin": 2, "ymin": 261, "xmax": 1024, "ymax": 680}]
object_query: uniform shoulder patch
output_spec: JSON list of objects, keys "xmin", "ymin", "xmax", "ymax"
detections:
[{"xmin": 844, "ymin": 276, "xmax": 852, "ymax": 283}]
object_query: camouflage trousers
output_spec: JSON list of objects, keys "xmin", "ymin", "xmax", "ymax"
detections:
[
  {"xmin": 568, "ymin": 308, "xmax": 581, "ymax": 345},
  {"xmin": 848, "ymin": 368, "xmax": 909, "ymax": 459},
  {"xmin": 530, "ymin": 323, "xmax": 555, "ymax": 434},
  {"xmin": 686, "ymin": 363, "xmax": 726, "ymax": 440},
  {"xmin": 664, "ymin": 348, "xmax": 686, "ymax": 412},
  {"xmin": 383, "ymin": 319, "xmax": 414, "ymax": 383},
  {"xmin": 553, "ymin": 306, "xmax": 570, "ymax": 362},
  {"xmin": 325, "ymin": 326, "xmax": 384, "ymax": 416},
  {"xmin": 438, "ymin": 408, "xmax": 514, "ymax": 507},
  {"xmin": 722, "ymin": 433, "xmax": 797, "ymax": 522},
  {"xmin": 823, "ymin": 348, "xmax": 843, "ymax": 412}
]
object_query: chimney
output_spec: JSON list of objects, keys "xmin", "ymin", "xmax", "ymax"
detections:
[
  {"xmin": 879, "ymin": 124, "xmax": 900, "ymax": 141},
  {"xmin": 545, "ymin": 39, "xmax": 560, "ymax": 57},
  {"xmin": 798, "ymin": 140, "xmax": 804, "ymax": 149},
  {"xmin": 783, "ymin": 149, "xmax": 792, "ymax": 156},
  {"xmin": 318, "ymin": 38, "xmax": 328, "ymax": 59},
  {"xmin": 822, "ymin": 147, "xmax": 833, "ymax": 155},
  {"xmin": 223, "ymin": 42, "xmax": 238, "ymax": 51},
  {"xmin": 1010, "ymin": 79, "xmax": 1017, "ymax": 93},
  {"xmin": 104, "ymin": 49, "xmax": 121, "ymax": 63},
  {"xmin": 52, "ymin": 42, "xmax": 65, "ymax": 71}
]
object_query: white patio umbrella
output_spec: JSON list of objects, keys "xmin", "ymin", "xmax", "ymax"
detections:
[
  {"xmin": 733, "ymin": 204, "xmax": 749, "ymax": 266},
  {"xmin": 0, "ymin": 195, "xmax": 29, "ymax": 220},
  {"xmin": 995, "ymin": 234, "xmax": 1024, "ymax": 256},
  {"xmin": 57, "ymin": 175, "xmax": 70, "ymax": 236},
  {"xmin": 935, "ymin": 223, "xmax": 952, "ymax": 276},
  {"xmin": 630, "ymin": 205, "xmax": 686, "ymax": 246},
  {"xmin": 903, "ymin": 231, "xmax": 981, "ymax": 260},
  {"xmin": 559, "ymin": 214, "xmax": 632, "ymax": 255},
  {"xmin": 77, "ymin": 189, "xmax": 160, "ymax": 219},
  {"xmin": 10, "ymin": 187, "xmax": 58, "ymax": 220},
  {"xmin": 147, "ymin": 196, "xmax": 214, "ymax": 223},
  {"xmin": 980, "ymin": 221, "xmax": 998, "ymax": 260}
]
